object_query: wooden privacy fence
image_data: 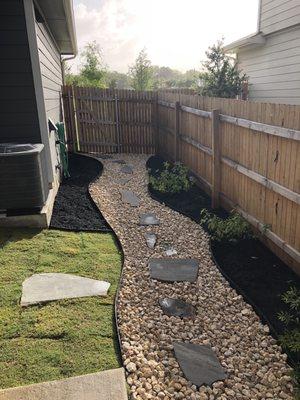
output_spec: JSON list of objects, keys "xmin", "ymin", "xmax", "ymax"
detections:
[
  {"xmin": 62, "ymin": 86, "xmax": 300, "ymax": 272},
  {"xmin": 157, "ymin": 91, "xmax": 300, "ymax": 272},
  {"xmin": 62, "ymin": 86, "xmax": 157, "ymax": 154}
]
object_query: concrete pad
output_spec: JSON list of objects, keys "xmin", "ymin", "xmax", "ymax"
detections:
[
  {"xmin": 144, "ymin": 233, "xmax": 157, "ymax": 249},
  {"xmin": 120, "ymin": 164, "xmax": 134, "ymax": 174},
  {"xmin": 173, "ymin": 342, "xmax": 226, "ymax": 386},
  {"xmin": 120, "ymin": 190, "xmax": 140, "ymax": 207},
  {"xmin": 0, "ymin": 368, "xmax": 128, "ymax": 400},
  {"xmin": 21, "ymin": 273, "xmax": 110, "ymax": 306},
  {"xmin": 159, "ymin": 298, "xmax": 195, "ymax": 318},
  {"xmin": 149, "ymin": 258, "xmax": 199, "ymax": 282},
  {"xmin": 139, "ymin": 213, "xmax": 159, "ymax": 226}
]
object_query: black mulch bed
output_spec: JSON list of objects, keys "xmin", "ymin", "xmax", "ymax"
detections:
[
  {"xmin": 147, "ymin": 156, "xmax": 300, "ymax": 347},
  {"xmin": 50, "ymin": 153, "xmax": 111, "ymax": 232}
]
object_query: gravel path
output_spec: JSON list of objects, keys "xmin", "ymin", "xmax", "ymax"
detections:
[{"xmin": 90, "ymin": 154, "xmax": 294, "ymax": 400}]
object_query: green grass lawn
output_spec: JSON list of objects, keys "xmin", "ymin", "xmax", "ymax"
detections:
[{"xmin": 0, "ymin": 228, "xmax": 122, "ymax": 389}]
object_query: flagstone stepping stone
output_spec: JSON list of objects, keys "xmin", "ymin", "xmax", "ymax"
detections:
[
  {"xmin": 139, "ymin": 213, "xmax": 159, "ymax": 226},
  {"xmin": 120, "ymin": 164, "xmax": 134, "ymax": 174},
  {"xmin": 21, "ymin": 273, "xmax": 110, "ymax": 306},
  {"xmin": 149, "ymin": 258, "xmax": 199, "ymax": 282},
  {"xmin": 159, "ymin": 298, "xmax": 195, "ymax": 318},
  {"xmin": 120, "ymin": 190, "xmax": 140, "ymax": 207},
  {"xmin": 165, "ymin": 246, "xmax": 177, "ymax": 256},
  {"xmin": 144, "ymin": 233, "xmax": 157, "ymax": 249},
  {"xmin": 115, "ymin": 177, "xmax": 131, "ymax": 185},
  {"xmin": 173, "ymin": 342, "xmax": 226, "ymax": 386},
  {"xmin": 111, "ymin": 159, "xmax": 126, "ymax": 164}
]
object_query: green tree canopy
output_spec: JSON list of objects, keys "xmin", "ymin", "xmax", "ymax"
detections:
[
  {"xmin": 65, "ymin": 41, "xmax": 107, "ymax": 87},
  {"xmin": 199, "ymin": 40, "xmax": 247, "ymax": 98},
  {"xmin": 129, "ymin": 48, "xmax": 153, "ymax": 91}
]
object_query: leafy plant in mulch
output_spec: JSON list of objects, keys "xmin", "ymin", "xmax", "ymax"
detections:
[
  {"xmin": 149, "ymin": 162, "xmax": 193, "ymax": 194},
  {"xmin": 278, "ymin": 286, "xmax": 300, "ymax": 394},
  {"xmin": 199, "ymin": 209, "xmax": 254, "ymax": 243}
]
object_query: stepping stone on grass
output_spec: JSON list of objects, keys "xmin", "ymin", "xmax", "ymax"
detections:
[
  {"xmin": 120, "ymin": 164, "xmax": 134, "ymax": 174},
  {"xmin": 149, "ymin": 258, "xmax": 199, "ymax": 282},
  {"xmin": 173, "ymin": 342, "xmax": 226, "ymax": 386},
  {"xmin": 159, "ymin": 298, "xmax": 195, "ymax": 318},
  {"xmin": 21, "ymin": 273, "xmax": 110, "ymax": 307},
  {"xmin": 144, "ymin": 233, "xmax": 157, "ymax": 249},
  {"xmin": 120, "ymin": 190, "xmax": 140, "ymax": 207},
  {"xmin": 140, "ymin": 213, "xmax": 159, "ymax": 226}
]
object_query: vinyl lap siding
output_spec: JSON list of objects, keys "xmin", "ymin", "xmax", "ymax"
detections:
[
  {"xmin": 238, "ymin": 26, "xmax": 300, "ymax": 104},
  {"xmin": 35, "ymin": 17, "xmax": 63, "ymax": 177},
  {"xmin": 35, "ymin": 20, "xmax": 63, "ymax": 123},
  {"xmin": 0, "ymin": 0, "xmax": 40, "ymax": 143},
  {"xmin": 260, "ymin": 0, "xmax": 300, "ymax": 35}
]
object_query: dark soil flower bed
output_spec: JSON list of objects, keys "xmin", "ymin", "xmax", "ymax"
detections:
[
  {"xmin": 50, "ymin": 153, "xmax": 111, "ymax": 232},
  {"xmin": 147, "ymin": 156, "xmax": 300, "ymax": 344}
]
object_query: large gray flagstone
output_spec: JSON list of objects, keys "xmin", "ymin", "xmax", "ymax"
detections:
[
  {"xmin": 159, "ymin": 298, "xmax": 195, "ymax": 318},
  {"xmin": 21, "ymin": 273, "xmax": 110, "ymax": 306},
  {"xmin": 120, "ymin": 164, "xmax": 134, "ymax": 174},
  {"xmin": 139, "ymin": 213, "xmax": 159, "ymax": 226},
  {"xmin": 144, "ymin": 233, "xmax": 157, "ymax": 249},
  {"xmin": 173, "ymin": 342, "xmax": 226, "ymax": 386},
  {"xmin": 120, "ymin": 190, "xmax": 140, "ymax": 207},
  {"xmin": 149, "ymin": 258, "xmax": 199, "ymax": 282}
]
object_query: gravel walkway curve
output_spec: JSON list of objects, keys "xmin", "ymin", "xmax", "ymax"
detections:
[{"xmin": 90, "ymin": 154, "xmax": 294, "ymax": 400}]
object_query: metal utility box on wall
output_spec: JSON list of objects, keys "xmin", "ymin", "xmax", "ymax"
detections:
[{"xmin": 0, "ymin": 144, "xmax": 49, "ymax": 212}]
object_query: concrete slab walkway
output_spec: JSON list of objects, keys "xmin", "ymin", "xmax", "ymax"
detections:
[{"xmin": 0, "ymin": 369, "xmax": 128, "ymax": 400}]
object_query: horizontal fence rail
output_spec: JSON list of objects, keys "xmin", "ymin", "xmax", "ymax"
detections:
[{"xmin": 62, "ymin": 86, "xmax": 300, "ymax": 272}]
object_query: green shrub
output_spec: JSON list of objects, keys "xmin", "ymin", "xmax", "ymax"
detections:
[
  {"xmin": 149, "ymin": 162, "xmax": 192, "ymax": 194},
  {"xmin": 278, "ymin": 287, "xmax": 300, "ymax": 395},
  {"xmin": 199, "ymin": 209, "xmax": 254, "ymax": 243}
]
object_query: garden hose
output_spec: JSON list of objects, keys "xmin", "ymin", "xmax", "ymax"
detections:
[{"xmin": 56, "ymin": 122, "xmax": 70, "ymax": 178}]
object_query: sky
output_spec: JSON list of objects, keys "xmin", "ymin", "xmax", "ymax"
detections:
[{"xmin": 72, "ymin": 0, "xmax": 259, "ymax": 73}]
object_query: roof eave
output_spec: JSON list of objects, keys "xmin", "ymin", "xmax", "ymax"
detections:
[
  {"xmin": 62, "ymin": 0, "xmax": 78, "ymax": 56},
  {"xmin": 224, "ymin": 32, "xmax": 266, "ymax": 53}
]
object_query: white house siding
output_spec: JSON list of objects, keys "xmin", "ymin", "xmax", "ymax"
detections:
[
  {"xmin": 238, "ymin": 26, "xmax": 300, "ymax": 104},
  {"xmin": 260, "ymin": 0, "xmax": 300, "ymax": 35},
  {"xmin": 35, "ymin": 16, "xmax": 63, "ymax": 181}
]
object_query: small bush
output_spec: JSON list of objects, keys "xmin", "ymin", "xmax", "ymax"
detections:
[
  {"xmin": 278, "ymin": 286, "xmax": 300, "ymax": 394},
  {"xmin": 149, "ymin": 162, "xmax": 192, "ymax": 194},
  {"xmin": 199, "ymin": 209, "xmax": 254, "ymax": 243}
]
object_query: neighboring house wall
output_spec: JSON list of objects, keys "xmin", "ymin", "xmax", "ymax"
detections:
[
  {"xmin": 259, "ymin": 0, "xmax": 300, "ymax": 35},
  {"xmin": 34, "ymin": 12, "xmax": 63, "ymax": 181},
  {"xmin": 0, "ymin": 0, "xmax": 41, "ymax": 143},
  {"xmin": 238, "ymin": 25, "xmax": 300, "ymax": 104}
]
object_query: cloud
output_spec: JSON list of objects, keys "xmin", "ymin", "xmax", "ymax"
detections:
[{"xmin": 72, "ymin": 0, "xmax": 259, "ymax": 73}]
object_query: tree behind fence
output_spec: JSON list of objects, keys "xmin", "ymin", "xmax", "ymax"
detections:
[{"xmin": 62, "ymin": 86, "xmax": 300, "ymax": 273}]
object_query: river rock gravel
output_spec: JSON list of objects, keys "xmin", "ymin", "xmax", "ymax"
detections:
[{"xmin": 89, "ymin": 154, "xmax": 294, "ymax": 400}]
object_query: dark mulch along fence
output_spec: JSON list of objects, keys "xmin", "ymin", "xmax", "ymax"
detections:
[
  {"xmin": 50, "ymin": 154, "xmax": 111, "ymax": 232},
  {"xmin": 146, "ymin": 156, "xmax": 300, "ymax": 348}
]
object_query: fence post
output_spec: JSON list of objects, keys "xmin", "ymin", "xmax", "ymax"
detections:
[
  {"xmin": 114, "ymin": 96, "xmax": 121, "ymax": 153},
  {"xmin": 155, "ymin": 92, "xmax": 159, "ymax": 154},
  {"xmin": 174, "ymin": 101, "xmax": 180, "ymax": 161},
  {"xmin": 211, "ymin": 109, "xmax": 220, "ymax": 209}
]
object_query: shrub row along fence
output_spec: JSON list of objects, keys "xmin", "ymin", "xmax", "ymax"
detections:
[{"xmin": 62, "ymin": 86, "xmax": 300, "ymax": 272}]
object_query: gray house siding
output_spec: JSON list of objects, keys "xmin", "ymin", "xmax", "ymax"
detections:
[
  {"xmin": 34, "ymin": 13, "xmax": 63, "ymax": 178},
  {"xmin": 260, "ymin": 0, "xmax": 300, "ymax": 35},
  {"xmin": 0, "ymin": 0, "xmax": 40, "ymax": 143},
  {"xmin": 238, "ymin": 26, "xmax": 300, "ymax": 104}
]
